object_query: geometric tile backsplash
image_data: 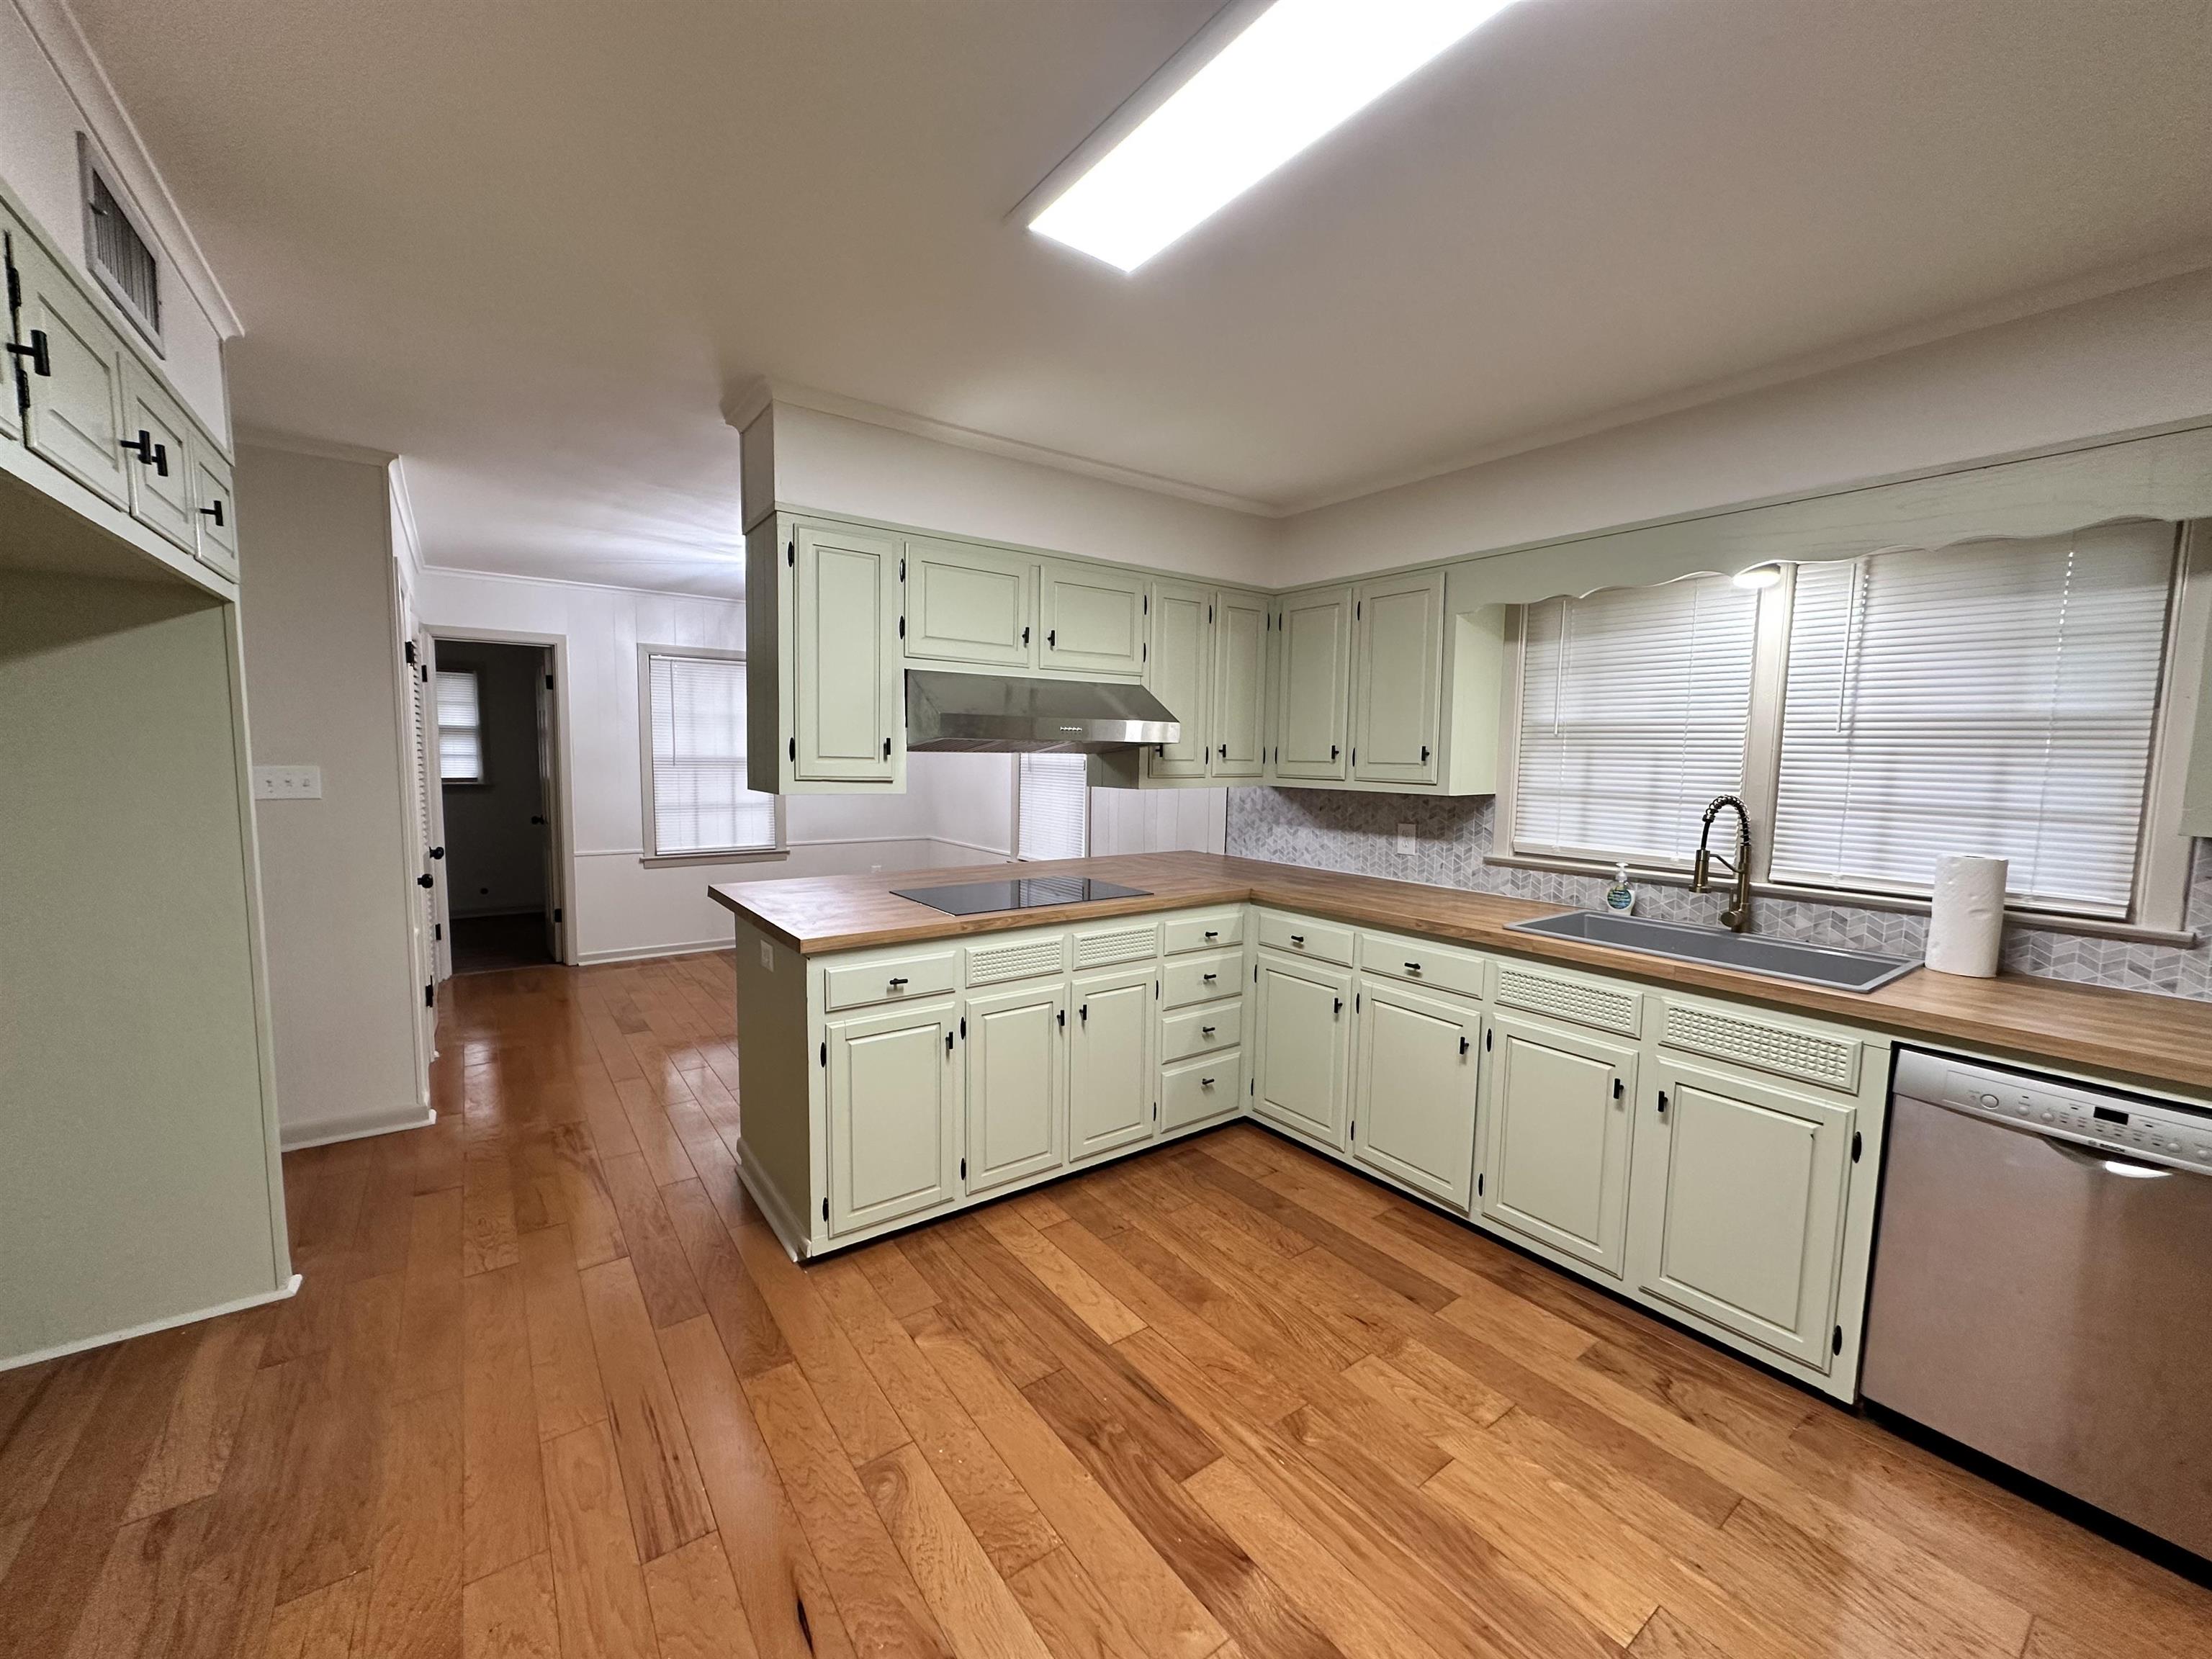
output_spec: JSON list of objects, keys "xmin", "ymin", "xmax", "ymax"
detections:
[{"xmin": 1225, "ymin": 788, "xmax": 2212, "ymax": 1003}]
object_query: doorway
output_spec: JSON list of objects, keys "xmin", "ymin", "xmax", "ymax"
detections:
[{"xmin": 431, "ymin": 639, "xmax": 566, "ymax": 974}]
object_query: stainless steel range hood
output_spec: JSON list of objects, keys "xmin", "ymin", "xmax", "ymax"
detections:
[{"xmin": 905, "ymin": 668, "xmax": 1179, "ymax": 752}]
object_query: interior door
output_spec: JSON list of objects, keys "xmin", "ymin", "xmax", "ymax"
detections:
[
  {"xmin": 1146, "ymin": 580, "xmax": 1212, "ymax": 779},
  {"xmin": 118, "ymin": 356, "xmax": 197, "ymax": 553},
  {"xmin": 828, "ymin": 1002, "xmax": 960, "ymax": 1235},
  {"xmin": 1353, "ymin": 980, "xmax": 1482, "ymax": 1209},
  {"xmin": 1479, "ymin": 1014, "xmax": 1637, "ymax": 1275},
  {"xmin": 535, "ymin": 651, "xmax": 565, "ymax": 965},
  {"xmin": 1351, "ymin": 570, "xmax": 1445, "ymax": 785},
  {"xmin": 1630, "ymin": 1061, "xmax": 1854, "ymax": 1369},
  {"xmin": 904, "ymin": 537, "xmax": 1035, "ymax": 667},
  {"xmin": 419, "ymin": 632, "xmax": 451, "ymax": 986},
  {"xmin": 10, "ymin": 229, "xmax": 130, "ymax": 507},
  {"xmin": 1253, "ymin": 953, "xmax": 1352, "ymax": 1148},
  {"xmin": 1069, "ymin": 965, "xmax": 1156, "ymax": 1161},
  {"xmin": 1038, "ymin": 560, "xmax": 1147, "ymax": 678},
  {"xmin": 396, "ymin": 616, "xmax": 443, "ymax": 1069},
  {"xmin": 1210, "ymin": 589, "xmax": 1268, "ymax": 779},
  {"xmin": 963, "ymin": 981, "xmax": 1067, "ymax": 1194},
  {"xmin": 1273, "ymin": 585, "xmax": 1352, "ymax": 781},
  {"xmin": 793, "ymin": 522, "xmax": 900, "ymax": 783}
]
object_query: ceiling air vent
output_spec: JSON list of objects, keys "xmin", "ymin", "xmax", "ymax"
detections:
[{"xmin": 78, "ymin": 135, "xmax": 161, "ymax": 352}]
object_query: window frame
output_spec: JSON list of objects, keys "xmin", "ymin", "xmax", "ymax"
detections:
[
  {"xmin": 435, "ymin": 666, "xmax": 486, "ymax": 788},
  {"xmin": 1492, "ymin": 521, "xmax": 2208, "ymax": 940},
  {"xmin": 635, "ymin": 644, "xmax": 786, "ymax": 867}
]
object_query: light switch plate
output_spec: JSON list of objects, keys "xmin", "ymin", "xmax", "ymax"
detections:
[
  {"xmin": 254, "ymin": 765, "xmax": 323, "ymax": 800},
  {"xmin": 1397, "ymin": 822, "xmax": 1416, "ymax": 857}
]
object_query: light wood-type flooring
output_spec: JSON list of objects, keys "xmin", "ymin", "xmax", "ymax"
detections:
[{"xmin": 4, "ymin": 953, "xmax": 2210, "ymax": 1659}]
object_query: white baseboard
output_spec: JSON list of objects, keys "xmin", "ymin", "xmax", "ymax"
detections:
[
  {"xmin": 577, "ymin": 939, "xmax": 732, "ymax": 966},
  {"xmin": 2, "ymin": 1272, "xmax": 302, "ymax": 1372},
  {"xmin": 280, "ymin": 1105, "xmax": 438, "ymax": 1150}
]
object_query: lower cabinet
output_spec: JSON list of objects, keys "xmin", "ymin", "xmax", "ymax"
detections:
[
  {"xmin": 1478, "ymin": 1013, "xmax": 1637, "ymax": 1276},
  {"xmin": 1352, "ymin": 979, "xmax": 1482, "ymax": 1209},
  {"xmin": 1253, "ymin": 952, "xmax": 1353, "ymax": 1148},
  {"xmin": 1629, "ymin": 1059, "xmax": 1856, "ymax": 1370},
  {"xmin": 1069, "ymin": 964, "xmax": 1156, "ymax": 1161},
  {"xmin": 963, "ymin": 979, "xmax": 1068, "ymax": 1194},
  {"xmin": 1161, "ymin": 1048, "xmax": 1241, "ymax": 1133},
  {"xmin": 825, "ymin": 1001, "xmax": 960, "ymax": 1235}
]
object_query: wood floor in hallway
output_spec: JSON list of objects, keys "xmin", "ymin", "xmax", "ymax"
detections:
[{"xmin": 4, "ymin": 951, "xmax": 2211, "ymax": 1659}]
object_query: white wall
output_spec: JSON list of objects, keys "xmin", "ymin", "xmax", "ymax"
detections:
[
  {"xmin": 0, "ymin": 0, "xmax": 230, "ymax": 437},
  {"xmin": 1274, "ymin": 267, "xmax": 2212, "ymax": 585},
  {"xmin": 236, "ymin": 444, "xmax": 424, "ymax": 1145}
]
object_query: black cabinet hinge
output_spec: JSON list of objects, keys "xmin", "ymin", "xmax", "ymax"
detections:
[
  {"xmin": 433, "ymin": 922, "xmax": 441, "ymax": 941},
  {"xmin": 1249, "ymin": 1077, "xmax": 1254, "ymax": 1096},
  {"xmin": 1485, "ymin": 1028, "xmax": 1493, "ymax": 1051},
  {"xmin": 822, "ymin": 1197, "xmax": 830, "ymax": 1221},
  {"xmin": 1355, "ymin": 993, "xmax": 1361, "ymax": 1012},
  {"xmin": 1356, "ymin": 601, "xmax": 1362, "ymax": 619},
  {"xmin": 1851, "ymin": 1130, "xmax": 1863, "ymax": 1162},
  {"xmin": 1349, "ymin": 1121, "xmax": 1356, "ymax": 1141},
  {"xmin": 787, "ymin": 538, "xmax": 796, "ymax": 567},
  {"xmin": 788, "ymin": 737, "xmax": 796, "ymax": 762},
  {"xmin": 960, "ymin": 1016, "xmax": 967, "ymax": 1039},
  {"xmin": 1142, "ymin": 642, "xmax": 1147, "ymax": 662},
  {"xmin": 899, "ymin": 557, "xmax": 906, "ymax": 581},
  {"xmin": 898, "ymin": 616, "xmax": 906, "ymax": 638},
  {"xmin": 819, "ymin": 1040, "xmax": 827, "ymax": 1067},
  {"xmin": 961, "ymin": 1157, "xmax": 967, "ymax": 1179},
  {"xmin": 1143, "ymin": 593, "xmax": 1149, "ymax": 614},
  {"xmin": 1833, "ymin": 1326, "xmax": 1843, "ymax": 1356},
  {"xmin": 1208, "ymin": 605, "xmax": 1213, "ymax": 622},
  {"xmin": 554, "ymin": 907, "xmax": 562, "ymax": 923},
  {"xmin": 424, "ymin": 982, "xmax": 434, "ymax": 1008},
  {"xmin": 545, "ymin": 673, "xmax": 554, "ymax": 691},
  {"xmin": 404, "ymin": 639, "xmax": 417, "ymax": 665},
  {"xmin": 1478, "ymin": 1172, "xmax": 1485, "ymax": 1197}
]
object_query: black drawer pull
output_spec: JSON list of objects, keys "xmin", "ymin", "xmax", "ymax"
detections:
[
  {"xmin": 1203, "ymin": 930, "xmax": 1219, "ymax": 940},
  {"xmin": 887, "ymin": 976, "xmax": 908, "ymax": 988},
  {"xmin": 1404, "ymin": 961, "xmax": 1421, "ymax": 974},
  {"xmin": 1612, "ymin": 1076, "xmax": 1624, "ymax": 1100},
  {"xmin": 1200, "ymin": 972, "xmax": 1216, "ymax": 984},
  {"xmin": 1200, "ymin": 1025, "xmax": 1215, "ymax": 1037},
  {"xmin": 1289, "ymin": 933, "xmax": 1305, "ymax": 947},
  {"xmin": 1200, "ymin": 1076, "xmax": 1215, "ymax": 1088},
  {"xmin": 1332, "ymin": 997, "xmax": 1342, "ymax": 1017},
  {"xmin": 124, "ymin": 431, "xmax": 169, "ymax": 475},
  {"xmin": 6, "ymin": 330, "xmax": 50, "ymax": 377}
]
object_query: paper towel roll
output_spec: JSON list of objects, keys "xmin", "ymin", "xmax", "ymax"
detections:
[{"xmin": 1926, "ymin": 854, "xmax": 2008, "ymax": 978}]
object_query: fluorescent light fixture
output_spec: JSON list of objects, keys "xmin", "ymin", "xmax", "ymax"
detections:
[
  {"xmin": 1029, "ymin": 0, "xmax": 1517, "ymax": 272},
  {"xmin": 1732, "ymin": 564, "xmax": 1785, "ymax": 590}
]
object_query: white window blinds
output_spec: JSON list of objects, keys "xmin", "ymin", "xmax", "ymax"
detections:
[
  {"xmin": 1018, "ymin": 753, "xmax": 1089, "ymax": 861},
  {"xmin": 1513, "ymin": 575, "xmax": 1759, "ymax": 864},
  {"xmin": 647, "ymin": 652, "xmax": 778, "ymax": 857},
  {"xmin": 1771, "ymin": 525, "xmax": 2175, "ymax": 916},
  {"xmin": 436, "ymin": 668, "xmax": 482, "ymax": 783}
]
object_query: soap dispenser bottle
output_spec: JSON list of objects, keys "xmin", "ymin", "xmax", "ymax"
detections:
[{"xmin": 1604, "ymin": 862, "xmax": 1636, "ymax": 914}]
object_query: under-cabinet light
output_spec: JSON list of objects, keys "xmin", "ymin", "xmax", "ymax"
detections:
[
  {"xmin": 1028, "ymin": 0, "xmax": 1518, "ymax": 272},
  {"xmin": 1732, "ymin": 565, "xmax": 1785, "ymax": 590}
]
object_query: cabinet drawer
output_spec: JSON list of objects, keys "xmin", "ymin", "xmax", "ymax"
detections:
[
  {"xmin": 822, "ymin": 950, "xmax": 958, "ymax": 1012},
  {"xmin": 1161, "ymin": 999, "xmax": 1242, "ymax": 1063},
  {"xmin": 1162, "ymin": 908, "xmax": 1244, "ymax": 955},
  {"xmin": 1356, "ymin": 930, "xmax": 1484, "ymax": 1000},
  {"xmin": 1493, "ymin": 960, "xmax": 1642, "ymax": 1038},
  {"xmin": 1658, "ymin": 999, "xmax": 1862, "ymax": 1094},
  {"xmin": 1162, "ymin": 1050, "xmax": 1242, "ymax": 1133},
  {"xmin": 1257, "ymin": 910, "xmax": 1354, "ymax": 966},
  {"xmin": 1162, "ymin": 948, "xmax": 1242, "ymax": 1009}
]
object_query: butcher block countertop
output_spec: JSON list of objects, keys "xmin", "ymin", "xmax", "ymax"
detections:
[{"xmin": 711, "ymin": 852, "xmax": 2212, "ymax": 1098}]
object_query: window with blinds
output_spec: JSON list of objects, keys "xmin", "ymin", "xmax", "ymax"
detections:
[
  {"xmin": 1771, "ymin": 525, "xmax": 2176, "ymax": 916},
  {"xmin": 436, "ymin": 669, "xmax": 483, "ymax": 783},
  {"xmin": 1511, "ymin": 575, "xmax": 1760, "ymax": 865},
  {"xmin": 1018, "ymin": 753, "xmax": 1089, "ymax": 860},
  {"xmin": 644, "ymin": 651, "xmax": 780, "ymax": 857}
]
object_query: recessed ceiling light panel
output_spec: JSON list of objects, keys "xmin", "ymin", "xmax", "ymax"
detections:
[{"xmin": 1028, "ymin": 0, "xmax": 1518, "ymax": 273}]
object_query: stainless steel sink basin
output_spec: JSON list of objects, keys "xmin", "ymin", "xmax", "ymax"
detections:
[{"xmin": 1505, "ymin": 909, "xmax": 1919, "ymax": 992}]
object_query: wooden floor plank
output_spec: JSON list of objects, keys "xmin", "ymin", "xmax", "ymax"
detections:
[
  {"xmin": 541, "ymin": 1420, "xmax": 662, "ymax": 1659},
  {"xmin": 461, "ymin": 1552, "xmax": 559, "ymax": 1659},
  {"xmin": 518, "ymin": 1225, "xmax": 608, "ymax": 1443},
  {"xmin": 597, "ymin": 1154, "xmax": 706, "ymax": 1330},
  {"xmin": 361, "ymin": 1388, "xmax": 465, "ymax": 1659},
  {"xmin": 644, "ymin": 1533, "xmax": 765, "ymax": 1659},
  {"xmin": 577, "ymin": 1259, "xmax": 715, "ymax": 1564},
  {"xmin": 858, "ymin": 1442, "xmax": 1055, "ymax": 1659},
  {"xmin": 463, "ymin": 1267, "xmax": 549, "ymax": 1583}
]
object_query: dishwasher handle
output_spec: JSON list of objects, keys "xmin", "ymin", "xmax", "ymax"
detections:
[{"xmin": 2039, "ymin": 1136, "xmax": 2175, "ymax": 1179}]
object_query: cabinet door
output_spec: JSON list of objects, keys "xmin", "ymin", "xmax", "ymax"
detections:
[
  {"xmin": 906, "ymin": 537, "xmax": 1035, "ymax": 667},
  {"xmin": 1069, "ymin": 966, "xmax": 1155, "ymax": 1161},
  {"xmin": 827, "ymin": 1002, "xmax": 958, "ymax": 1236},
  {"xmin": 1353, "ymin": 980, "xmax": 1481, "ymax": 1210},
  {"xmin": 793, "ymin": 522, "xmax": 902, "ymax": 783},
  {"xmin": 964, "ymin": 981, "xmax": 1066, "ymax": 1194},
  {"xmin": 1253, "ymin": 953, "xmax": 1352, "ymax": 1148},
  {"xmin": 188, "ymin": 434, "xmax": 239, "ymax": 581},
  {"xmin": 1273, "ymin": 585, "xmax": 1351, "ymax": 781},
  {"xmin": 1479, "ymin": 1014, "xmax": 1636, "ymax": 1274},
  {"xmin": 1630, "ymin": 1062, "xmax": 1854, "ymax": 1370},
  {"xmin": 1210, "ymin": 588, "xmax": 1269, "ymax": 779},
  {"xmin": 0, "ymin": 221, "xmax": 21, "ymax": 442},
  {"xmin": 120, "ymin": 356, "xmax": 197, "ymax": 553},
  {"xmin": 1352, "ymin": 570, "xmax": 1444, "ymax": 785},
  {"xmin": 10, "ymin": 231, "xmax": 130, "ymax": 507},
  {"xmin": 1039, "ymin": 560, "xmax": 1147, "ymax": 678},
  {"xmin": 1146, "ymin": 580, "xmax": 1212, "ymax": 778}
]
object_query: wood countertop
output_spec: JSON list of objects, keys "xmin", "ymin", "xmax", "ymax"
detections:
[{"xmin": 711, "ymin": 852, "xmax": 2212, "ymax": 1099}]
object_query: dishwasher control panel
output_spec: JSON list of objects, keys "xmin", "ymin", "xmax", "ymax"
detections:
[{"xmin": 1894, "ymin": 1049, "xmax": 2212, "ymax": 1174}]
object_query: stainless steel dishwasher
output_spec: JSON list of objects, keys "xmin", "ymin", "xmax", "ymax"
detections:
[{"xmin": 1862, "ymin": 1048, "xmax": 2212, "ymax": 1560}]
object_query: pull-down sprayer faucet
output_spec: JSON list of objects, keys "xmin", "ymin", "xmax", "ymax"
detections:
[{"xmin": 1692, "ymin": 796, "xmax": 1754, "ymax": 932}]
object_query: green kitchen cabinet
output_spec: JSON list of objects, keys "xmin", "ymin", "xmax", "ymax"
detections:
[
  {"xmin": 120, "ymin": 356, "xmax": 198, "ymax": 554},
  {"xmin": 963, "ymin": 979, "xmax": 1067, "ymax": 1193},
  {"xmin": 9, "ymin": 225, "xmax": 131, "ymax": 509},
  {"xmin": 1272, "ymin": 584, "xmax": 1352, "ymax": 781},
  {"xmin": 905, "ymin": 536, "xmax": 1035, "ymax": 668},
  {"xmin": 1352, "ymin": 570, "xmax": 1446, "ymax": 786},
  {"xmin": 1629, "ymin": 1060, "xmax": 1854, "ymax": 1370},
  {"xmin": 826, "ymin": 1001, "xmax": 960, "ymax": 1235},
  {"xmin": 188, "ymin": 431, "xmax": 238, "ymax": 581},
  {"xmin": 789, "ymin": 520, "xmax": 902, "ymax": 786},
  {"xmin": 1145, "ymin": 579, "xmax": 1213, "ymax": 778},
  {"xmin": 1211, "ymin": 588, "xmax": 1269, "ymax": 779},
  {"xmin": 1253, "ymin": 951, "xmax": 1353, "ymax": 1148},
  {"xmin": 1069, "ymin": 963, "xmax": 1157, "ymax": 1161},
  {"xmin": 1039, "ymin": 558, "xmax": 1147, "ymax": 678},
  {"xmin": 1352, "ymin": 979, "xmax": 1482, "ymax": 1209},
  {"xmin": 1478, "ymin": 1013, "xmax": 1637, "ymax": 1276}
]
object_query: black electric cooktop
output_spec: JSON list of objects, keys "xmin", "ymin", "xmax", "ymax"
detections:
[{"xmin": 891, "ymin": 877, "xmax": 1152, "ymax": 917}]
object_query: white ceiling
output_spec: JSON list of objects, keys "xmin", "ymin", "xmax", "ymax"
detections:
[{"xmin": 71, "ymin": 0, "xmax": 2212, "ymax": 593}]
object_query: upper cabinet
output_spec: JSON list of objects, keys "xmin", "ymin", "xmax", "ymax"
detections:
[
  {"xmin": 1274, "ymin": 584, "xmax": 1352, "ymax": 781},
  {"xmin": 1146, "ymin": 579, "xmax": 1213, "ymax": 778},
  {"xmin": 905, "ymin": 536, "xmax": 1035, "ymax": 668},
  {"xmin": 11, "ymin": 225, "xmax": 132, "ymax": 510},
  {"xmin": 120, "ymin": 356, "xmax": 198, "ymax": 554},
  {"xmin": 750, "ymin": 515, "xmax": 905, "ymax": 793},
  {"xmin": 189, "ymin": 436, "xmax": 238, "ymax": 581},
  {"xmin": 1352, "ymin": 570, "xmax": 1446, "ymax": 786},
  {"xmin": 1039, "ymin": 559, "xmax": 1147, "ymax": 679},
  {"xmin": 1212, "ymin": 588, "xmax": 1269, "ymax": 779},
  {"xmin": 1139, "ymin": 580, "xmax": 1270, "ymax": 787}
]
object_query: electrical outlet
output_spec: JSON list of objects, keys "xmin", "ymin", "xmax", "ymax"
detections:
[
  {"xmin": 759, "ymin": 940, "xmax": 773, "ymax": 971},
  {"xmin": 1396, "ymin": 822, "xmax": 1416, "ymax": 857},
  {"xmin": 253, "ymin": 765, "xmax": 323, "ymax": 800}
]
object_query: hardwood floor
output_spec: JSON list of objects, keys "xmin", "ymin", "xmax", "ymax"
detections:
[{"xmin": 4, "ymin": 951, "xmax": 2210, "ymax": 1659}]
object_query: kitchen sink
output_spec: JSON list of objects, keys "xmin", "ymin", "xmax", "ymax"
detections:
[{"xmin": 1506, "ymin": 909, "xmax": 1920, "ymax": 992}]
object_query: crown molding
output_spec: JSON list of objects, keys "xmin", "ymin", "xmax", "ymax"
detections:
[
  {"xmin": 234, "ymin": 425, "xmax": 397, "ymax": 467},
  {"xmin": 12, "ymin": 0, "xmax": 243, "ymax": 339}
]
